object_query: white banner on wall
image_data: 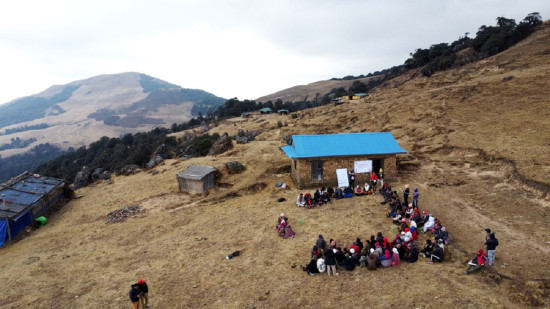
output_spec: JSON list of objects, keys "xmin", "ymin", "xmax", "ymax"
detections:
[
  {"xmin": 354, "ymin": 160, "xmax": 373, "ymax": 173},
  {"xmin": 336, "ymin": 168, "xmax": 349, "ymax": 188}
]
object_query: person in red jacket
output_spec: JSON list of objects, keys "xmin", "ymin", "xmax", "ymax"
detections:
[
  {"xmin": 464, "ymin": 249, "xmax": 488, "ymax": 274},
  {"xmin": 370, "ymin": 172, "xmax": 379, "ymax": 193}
]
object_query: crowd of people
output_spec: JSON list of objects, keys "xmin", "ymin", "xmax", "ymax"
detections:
[
  {"xmin": 296, "ymin": 177, "xmax": 499, "ymax": 276},
  {"xmin": 296, "ymin": 170, "xmax": 386, "ymax": 209}
]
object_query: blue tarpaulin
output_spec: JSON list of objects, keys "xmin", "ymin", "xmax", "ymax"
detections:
[{"xmin": 0, "ymin": 219, "xmax": 6, "ymax": 247}]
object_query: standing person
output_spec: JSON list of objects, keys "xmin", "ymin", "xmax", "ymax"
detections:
[
  {"xmin": 324, "ymin": 248, "xmax": 338, "ymax": 276},
  {"xmin": 378, "ymin": 168, "xmax": 384, "ymax": 188},
  {"xmin": 403, "ymin": 185, "xmax": 410, "ymax": 206},
  {"xmin": 485, "ymin": 233, "xmax": 499, "ymax": 266},
  {"xmin": 484, "ymin": 228, "xmax": 492, "ymax": 241},
  {"xmin": 129, "ymin": 283, "xmax": 141, "ymax": 309},
  {"xmin": 349, "ymin": 169, "xmax": 356, "ymax": 189},
  {"xmin": 137, "ymin": 279, "xmax": 149, "ymax": 309},
  {"xmin": 370, "ymin": 172, "xmax": 379, "ymax": 194},
  {"xmin": 412, "ymin": 187, "xmax": 419, "ymax": 208}
]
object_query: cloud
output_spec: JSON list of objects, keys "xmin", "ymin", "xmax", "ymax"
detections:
[{"xmin": 0, "ymin": 0, "xmax": 549, "ymax": 103}]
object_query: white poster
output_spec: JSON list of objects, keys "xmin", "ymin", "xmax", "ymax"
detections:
[
  {"xmin": 354, "ymin": 160, "xmax": 372, "ymax": 173},
  {"xmin": 336, "ymin": 168, "xmax": 349, "ymax": 188}
]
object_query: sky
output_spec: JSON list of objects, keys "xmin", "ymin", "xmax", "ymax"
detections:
[{"xmin": 0, "ymin": 0, "xmax": 549, "ymax": 104}]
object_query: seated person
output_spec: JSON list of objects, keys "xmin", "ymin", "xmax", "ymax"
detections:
[
  {"xmin": 367, "ymin": 249, "xmax": 378, "ymax": 270},
  {"xmin": 404, "ymin": 240, "xmax": 419, "ymax": 263},
  {"xmin": 277, "ymin": 222, "xmax": 286, "ymax": 237},
  {"xmin": 343, "ymin": 186, "xmax": 354, "ymax": 198},
  {"xmin": 304, "ymin": 192, "xmax": 313, "ymax": 208},
  {"xmin": 334, "ymin": 187, "xmax": 344, "ymax": 199},
  {"xmin": 428, "ymin": 242, "xmax": 444, "ymax": 264},
  {"xmin": 313, "ymin": 190, "xmax": 322, "ymax": 205},
  {"xmin": 465, "ymin": 249, "xmax": 488, "ymax": 274},
  {"xmin": 321, "ymin": 191, "xmax": 331, "ymax": 204},
  {"xmin": 380, "ymin": 249, "xmax": 392, "ymax": 267},
  {"xmin": 435, "ymin": 226, "xmax": 450, "ymax": 245},
  {"xmin": 326, "ymin": 187, "xmax": 334, "ymax": 198},
  {"xmin": 296, "ymin": 193, "xmax": 306, "ymax": 207},
  {"xmin": 300, "ymin": 256, "xmax": 320, "ymax": 275},
  {"xmin": 420, "ymin": 239, "xmax": 435, "ymax": 257},
  {"xmin": 423, "ymin": 215, "xmax": 435, "ymax": 233},
  {"xmin": 276, "ymin": 213, "xmax": 288, "ymax": 228},
  {"xmin": 364, "ymin": 183, "xmax": 371, "ymax": 195},
  {"xmin": 342, "ymin": 253, "xmax": 356, "ymax": 271},
  {"xmin": 355, "ymin": 185, "xmax": 364, "ymax": 196}
]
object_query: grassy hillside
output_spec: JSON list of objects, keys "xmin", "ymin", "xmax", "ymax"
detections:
[{"xmin": 0, "ymin": 22, "xmax": 549, "ymax": 309}]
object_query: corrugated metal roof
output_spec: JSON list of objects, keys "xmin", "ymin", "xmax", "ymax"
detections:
[
  {"xmin": 0, "ymin": 173, "xmax": 65, "ymax": 219},
  {"xmin": 177, "ymin": 165, "xmax": 217, "ymax": 180},
  {"xmin": 281, "ymin": 132, "xmax": 408, "ymax": 158}
]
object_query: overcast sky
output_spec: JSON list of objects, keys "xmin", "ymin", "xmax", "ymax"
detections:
[{"xmin": 0, "ymin": 0, "xmax": 549, "ymax": 104}]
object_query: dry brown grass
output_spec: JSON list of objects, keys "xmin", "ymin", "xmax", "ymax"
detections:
[{"xmin": 1, "ymin": 23, "xmax": 550, "ymax": 309}]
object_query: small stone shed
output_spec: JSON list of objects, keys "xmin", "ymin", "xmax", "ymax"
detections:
[
  {"xmin": 177, "ymin": 165, "xmax": 217, "ymax": 193},
  {"xmin": 281, "ymin": 132, "xmax": 408, "ymax": 189}
]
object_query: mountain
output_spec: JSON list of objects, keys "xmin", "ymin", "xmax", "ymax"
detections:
[
  {"xmin": 0, "ymin": 21, "xmax": 549, "ymax": 308},
  {"xmin": 0, "ymin": 72, "xmax": 225, "ymax": 158}
]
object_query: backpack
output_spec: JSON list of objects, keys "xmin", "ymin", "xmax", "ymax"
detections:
[{"xmin": 317, "ymin": 258, "xmax": 326, "ymax": 272}]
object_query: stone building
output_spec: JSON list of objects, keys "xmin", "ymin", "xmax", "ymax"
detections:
[
  {"xmin": 281, "ymin": 133, "xmax": 407, "ymax": 189},
  {"xmin": 177, "ymin": 165, "xmax": 217, "ymax": 194}
]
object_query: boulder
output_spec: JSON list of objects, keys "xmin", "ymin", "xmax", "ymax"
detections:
[
  {"xmin": 225, "ymin": 161, "xmax": 245, "ymax": 174},
  {"xmin": 235, "ymin": 136, "xmax": 248, "ymax": 144},
  {"xmin": 207, "ymin": 133, "xmax": 233, "ymax": 156},
  {"xmin": 146, "ymin": 154, "xmax": 164, "ymax": 169},
  {"xmin": 119, "ymin": 164, "xmax": 140, "ymax": 176},
  {"xmin": 91, "ymin": 168, "xmax": 103, "ymax": 182},
  {"xmin": 73, "ymin": 167, "xmax": 92, "ymax": 189}
]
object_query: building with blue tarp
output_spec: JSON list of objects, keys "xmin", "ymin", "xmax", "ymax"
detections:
[
  {"xmin": 281, "ymin": 132, "xmax": 408, "ymax": 188},
  {"xmin": 0, "ymin": 172, "xmax": 69, "ymax": 247}
]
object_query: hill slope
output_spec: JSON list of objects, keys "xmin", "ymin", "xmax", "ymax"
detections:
[
  {"xmin": 0, "ymin": 72, "xmax": 225, "ymax": 158},
  {"xmin": 0, "ymin": 23, "xmax": 549, "ymax": 309}
]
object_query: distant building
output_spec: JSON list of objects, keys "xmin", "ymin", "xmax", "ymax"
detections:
[
  {"xmin": 258, "ymin": 107, "xmax": 272, "ymax": 114},
  {"xmin": 0, "ymin": 172, "xmax": 70, "ymax": 246},
  {"xmin": 241, "ymin": 112, "xmax": 252, "ymax": 118},
  {"xmin": 281, "ymin": 133, "xmax": 408, "ymax": 189},
  {"xmin": 176, "ymin": 165, "xmax": 217, "ymax": 194},
  {"xmin": 277, "ymin": 109, "xmax": 289, "ymax": 115},
  {"xmin": 352, "ymin": 93, "xmax": 369, "ymax": 100}
]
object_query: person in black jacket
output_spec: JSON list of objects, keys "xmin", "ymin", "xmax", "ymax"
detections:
[
  {"xmin": 485, "ymin": 233, "xmax": 499, "ymax": 266},
  {"xmin": 137, "ymin": 279, "xmax": 149, "ymax": 309},
  {"xmin": 342, "ymin": 253, "xmax": 356, "ymax": 271},
  {"xmin": 324, "ymin": 248, "xmax": 338, "ymax": 276},
  {"xmin": 428, "ymin": 243, "xmax": 444, "ymax": 264},
  {"xmin": 129, "ymin": 284, "xmax": 140, "ymax": 309}
]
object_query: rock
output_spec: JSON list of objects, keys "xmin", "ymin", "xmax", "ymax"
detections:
[
  {"xmin": 236, "ymin": 136, "xmax": 249, "ymax": 144},
  {"xmin": 207, "ymin": 133, "xmax": 233, "ymax": 156},
  {"xmin": 100, "ymin": 171, "xmax": 111, "ymax": 180},
  {"xmin": 146, "ymin": 154, "xmax": 164, "ymax": 169},
  {"xmin": 238, "ymin": 129, "xmax": 245, "ymax": 137},
  {"xmin": 118, "ymin": 164, "xmax": 140, "ymax": 176},
  {"xmin": 91, "ymin": 168, "xmax": 103, "ymax": 182},
  {"xmin": 225, "ymin": 161, "xmax": 245, "ymax": 174},
  {"xmin": 73, "ymin": 167, "xmax": 92, "ymax": 189},
  {"xmin": 152, "ymin": 170, "xmax": 159, "ymax": 175}
]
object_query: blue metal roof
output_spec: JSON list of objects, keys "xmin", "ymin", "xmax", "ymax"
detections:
[{"xmin": 281, "ymin": 132, "xmax": 408, "ymax": 158}]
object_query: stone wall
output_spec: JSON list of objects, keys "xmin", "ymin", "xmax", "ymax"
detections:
[{"xmin": 290, "ymin": 154, "xmax": 397, "ymax": 189}]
